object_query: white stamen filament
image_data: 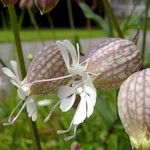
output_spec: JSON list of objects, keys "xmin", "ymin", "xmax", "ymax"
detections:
[
  {"xmin": 44, "ymin": 100, "xmax": 61, "ymax": 122},
  {"xmin": 65, "ymin": 125, "xmax": 77, "ymax": 141},
  {"xmin": 3, "ymin": 99, "xmax": 28, "ymax": 126},
  {"xmin": 31, "ymin": 74, "xmax": 74, "ymax": 86},
  {"xmin": 57, "ymin": 121, "xmax": 73, "ymax": 134},
  {"xmin": 57, "ymin": 120, "xmax": 77, "ymax": 141},
  {"xmin": 76, "ymin": 43, "xmax": 80, "ymax": 65}
]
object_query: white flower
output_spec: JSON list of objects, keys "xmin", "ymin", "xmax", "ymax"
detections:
[
  {"xmin": 2, "ymin": 61, "xmax": 37, "ymax": 125},
  {"xmin": 44, "ymin": 40, "xmax": 97, "ymax": 140},
  {"xmin": 3, "ymin": 40, "xmax": 97, "ymax": 141},
  {"xmin": 2, "ymin": 55, "xmax": 72, "ymax": 125}
]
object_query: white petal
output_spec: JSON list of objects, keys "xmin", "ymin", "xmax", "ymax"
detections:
[
  {"xmin": 26, "ymin": 98, "xmax": 37, "ymax": 121},
  {"xmin": 56, "ymin": 41, "xmax": 70, "ymax": 70},
  {"xmin": 63, "ymin": 40, "xmax": 78, "ymax": 67},
  {"xmin": 3, "ymin": 67, "xmax": 17, "ymax": 80},
  {"xmin": 10, "ymin": 79, "xmax": 21, "ymax": 88},
  {"xmin": 86, "ymin": 94, "xmax": 94, "ymax": 118},
  {"xmin": 85, "ymin": 86, "xmax": 97, "ymax": 106},
  {"xmin": 85, "ymin": 74, "xmax": 95, "ymax": 88},
  {"xmin": 73, "ymin": 93, "xmax": 86, "ymax": 125},
  {"xmin": 3, "ymin": 67, "xmax": 20, "ymax": 84},
  {"xmin": 76, "ymin": 43, "xmax": 80, "ymax": 65},
  {"xmin": 57, "ymin": 85, "xmax": 74, "ymax": 99},
  {"xmin": 10, "ymin": 60, "xmax": 19, "ymax": 79},
  {"xmin": 60, "ymin": 93, "xmax": 76, "ymax": 112},
  {"xmin": 17, "ymin": 86, "xmax": 29, "ymax": 100}
]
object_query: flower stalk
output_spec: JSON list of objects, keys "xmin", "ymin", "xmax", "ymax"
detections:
[
  {"xmin": 8, "ymin": 5, "xmax": 41, "ymax": 150},
  {"xmin": 141, "ymin": 0, "xmax": 150, "ymax": 65},
  {"xmin": 67, "ymin": 0, "xmax": 75, "ymax": 37},
  {"xmin": 102, "ymin": 0, "xmax": 124, "ymax": 38}
]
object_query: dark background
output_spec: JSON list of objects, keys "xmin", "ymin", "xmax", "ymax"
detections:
[{"xmin": 0, "ymin": 0, "xmax": 105, "ymax": 28}]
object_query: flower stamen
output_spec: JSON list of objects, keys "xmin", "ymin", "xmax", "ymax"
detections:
[
  {"xmin": 57, "ymin": 121, "xmax": 73, "ymax": 134},
  {"xmin": 65, "ymin": 125, "xmax": 77, "ymax": 141},
  {"xmin": 44, "ymin": 100, "xmax": 61, "ymax": 122},
  {"xmin": 3, "ymin": 99, "xmax": 27, "ymax": 126}
]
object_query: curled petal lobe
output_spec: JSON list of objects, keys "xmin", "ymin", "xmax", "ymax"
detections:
[
  {"xmin": 86, "ymin": 94, "xmax": 94, "ymax": 118},
  {"xmin": 3, "ymin": 67, "xmax": 20, "ymax": 84},
  {"xmin": 73, "ymin": 94, "xmax": 87, "ymax": 125},
  {"xmin": 57, "ymin": 85, "xmax": 74, "ymax": 99},
  {"xmin": 26, "ymin": 97, "xmax": 37, "ymax": 121},
  {"xmin": 10, "ymin": 60, "xmax": 19, "ymax": 78},
  {"xmin": 60, "ymin": 94, "xmax": 76, "ymax": 112},
  {"xmin": 85, "ymin": 86, "xmax": 96, "ymax": 105},
  {"xmin": 63, "ymin": 40, "xmax": 78, "ymax": 66},
  {"xmin": 56, "ymin": 41, "xmax": 70, "ymax": 70}
]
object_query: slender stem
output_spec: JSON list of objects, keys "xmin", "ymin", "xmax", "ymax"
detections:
[
  {"xmin": 47, "ymin": 14, "xmax": 56, "ymax": 40},
  {"xmin": 8, "ymin": 6, "xmax": 26, "ymax": 77},
  {"xmin": 67, "ymin": 0, "xmax": 75, "ymax": 37},
  {"xmin": 107, "ymin": 15, "xmax": 114, "ymax": 37},
  {"xmin": 103, "ymin": 118, "xmax": 119, "ymax": 150},
  {"xmin": 27, "ymin": 7, "xmax": 45, "ymax": 46},
  {"xmin": 0, "ymin": 57, "xmax": 7, "ymax": 67},
  {"xmin": 141, "ymin": 0, "xmax": 150, "ymax": 65},
  {"xmin": 102, "ymin": 0, "xmax": 124, "ymax": 38},
  {"xmin": 123, "ymin": 0, "xmax": 139, "ymax": 29},
  {"xmin": 18, "ymin": 8, "xmax": 26, "ymax": 29},
  {"xmin": 8, "ymin": 5, "xmax": 41, "ymax": 150}
]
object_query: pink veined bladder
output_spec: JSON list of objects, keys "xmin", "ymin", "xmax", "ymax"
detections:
[
  {"xmin": 118, "ymin": 68, "xmax": 150, "ymax": 150},
  {"xmin": 83, "ymin": 38, "xmax": 141, "ymax": 90}
]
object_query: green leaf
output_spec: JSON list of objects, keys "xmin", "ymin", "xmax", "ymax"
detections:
[
  {"xmin": 95, "ymin": 92, "xmax": 117, "ymax": 126},
  {"xmin": 107, "ymin": 134, "xmax": 118, "ymax": 150},
  {"xmin": 78, "ymin": 2, "xmax": 109, "ymax": 34}
]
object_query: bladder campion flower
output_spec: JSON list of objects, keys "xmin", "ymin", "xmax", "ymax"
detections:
[
  {"xmin": 83, "ymin": 38, "xmax": 141, "ymax": 90},
  {"xmin": 44, "ymin": 38, "xmax": 141, "ymax": 140},
  {"xmin": 3, "ymin": 44, "xmax": 69, "ymax": 125},
  {"xmin": 118, "ymin": 68, "xmax": 150, "ymax": 150},
  {"xmin": 44, "ymin": 40, "xmax": 97, "ymax": 141},
  {"xmin": 3, "ymin": 38, "xmax": 142, "ymax": 141}
]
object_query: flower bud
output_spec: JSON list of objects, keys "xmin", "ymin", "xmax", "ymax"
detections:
[
  {"xmin": 19, "ymin": 0, "xmax": 34, "ymax": 9},
  {"xmin": 35, "ymin": 0, "xmax": 59, "ymax": 15},
  {"xmin": 1, "ymin": 0, "xmax": 18, "ymax": 6},
  {"xmin": 84, "ymin": 38, "xmax": 141, "ymax": 90},
  {"xmin": 118, "ymin": 68, "xmax": 150, "ymax": 150},
  {"xmin": 24, "ymin": 43, "xmax": 68, "ymax": 95},
  {"xmin": 2, "ymin": 43, "xmax": 69, "ymax": 124},
  {"xmin": 70, "ymin": 141, "xmax": 80, "ymax": 150}
]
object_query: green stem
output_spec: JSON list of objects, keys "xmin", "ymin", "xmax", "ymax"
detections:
[
  {"xmin": 27, "ymin": 7, "xmax": 45, "ymax": 46},
  {"xmin": 8, "ymin": 5, "xmax": 41, "ymax": 150},
  {"xmin": 141, "ymin": 0, "xmax": 150, "ymax": 65},
  {"xmin": 123, "ymin": 0, "xmax": 139, "ymax": 29},
  {"xmin": 47, "ymin": 14, "xmax": 56, "ymax": 40},
  {"xmin": 0, "ymin": 57, "xmax": 7, "ymax": 67},
  {"xmin": 102, "ymin": 0, "xmax": 124, "ymax": 38},
  {"xmin": 18, "ymin": 8, "xmax": 26, "ymax": 29},
  {"xmin": 8, "ymin": 6, "xmax": 26, "ymax": 77},
  {"xmin": 67, "ymin": 0, "xmax": 75, "ymax": 37}
]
